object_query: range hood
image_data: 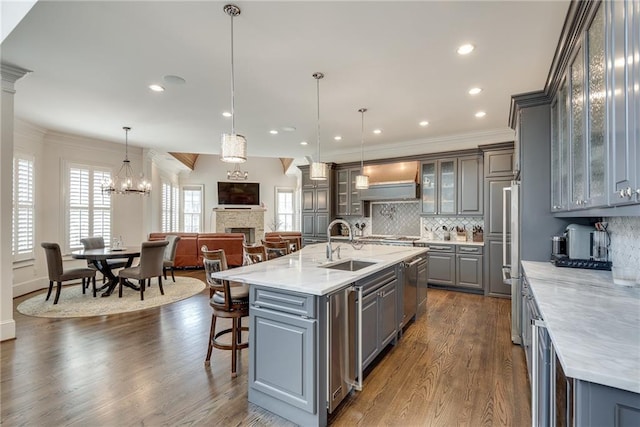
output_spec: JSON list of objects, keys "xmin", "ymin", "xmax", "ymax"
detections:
[{"xmin": 359, "ymin": 161, "xmax": 420, "ymax": 201}]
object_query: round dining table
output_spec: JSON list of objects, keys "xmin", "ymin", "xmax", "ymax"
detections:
[{"xmin": 72, "ymin": 247, "xmax": 141, "ymax": 297}]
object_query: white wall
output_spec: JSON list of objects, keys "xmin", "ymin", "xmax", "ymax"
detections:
[
  {"xmin": 179, "ymin": 155, "xmax": 298, "ymax": 233},
  {"xmin": 12, "ymin": 120, "xmax": 147, "ymax": 297}
]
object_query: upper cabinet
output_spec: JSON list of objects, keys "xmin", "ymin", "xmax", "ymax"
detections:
[
  {"xmin": 335, "ymin": 167, "xmax": 365, "ymax": 217},
  {"xmin": 421, "ymin": 155, "xmax": 482, "ymax": 216},
  {"xmin": 299, "ymin": 165, "xmax": 335, "ymax": 243},
  {"xmin": 550, "ymin": 0, "xmax": 640, "ymax": 212}
]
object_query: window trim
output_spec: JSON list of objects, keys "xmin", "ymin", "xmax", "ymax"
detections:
[
  {"xmin": 274, "ymin": 186, "xmax": 296, "ymax": 232},
  {"xmin": 181, "ymin": 184, "xmax": 204, "ymax": 233}
]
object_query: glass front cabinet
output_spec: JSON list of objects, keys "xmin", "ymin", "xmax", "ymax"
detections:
[
  {"xmin": 335, "ymin": 168, "xmax": 363, "ymax": 217},
  {"xmin": 421, "ymin": 159, "xmax": 457, "ymax": 215}
]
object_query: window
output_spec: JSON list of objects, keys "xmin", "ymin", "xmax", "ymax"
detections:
[
  {"xmin": 12, "ymin": 154, "xmax": 35, "ymax": 262},
  {"xmin": 182, "ymin": 185, "xmax": 203, "ymax": 233},
  {"xmin": 275, "ymin": 187, "xmax": 295, "ymax": 231},
  {"xmin": 161, "ymin": 180, "xmax": 179, "ymax": 232},
  {"xmin": 66, "ymin": 163, "xmax": 112, "ymax": 252}
]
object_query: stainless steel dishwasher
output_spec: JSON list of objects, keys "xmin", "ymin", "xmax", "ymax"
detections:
[
  {"xmin": 402, "ymin": 255, "xmax": 427, "ymax": 327},
  {"xmin": 327, "ymin": 286, "xmax": 356, "ymax": 413}
]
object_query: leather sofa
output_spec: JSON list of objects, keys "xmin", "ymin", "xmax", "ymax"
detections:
[{"xmin": 148, "ymin": 232, "xmax": 245, "ymax": 268}]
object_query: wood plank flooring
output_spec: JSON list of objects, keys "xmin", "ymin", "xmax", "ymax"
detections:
[{"xmin": 1, "ymin": 270, "xmax": 530, "ymax": 426}]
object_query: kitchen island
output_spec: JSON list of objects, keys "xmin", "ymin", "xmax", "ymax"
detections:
[
  {"xmin": 212, "ymin": 243, "xmax": 428, "ymax": 426},
  {"xmin": 521, "ymin": 261, "xmax": 640, "ymax": 426}
]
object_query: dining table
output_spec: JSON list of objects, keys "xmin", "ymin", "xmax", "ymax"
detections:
[{"xmin": 71, "ymin": 246, "xmax": 141, "ymax": 297}]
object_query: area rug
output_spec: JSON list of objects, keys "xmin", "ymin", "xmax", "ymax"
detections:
[{"xmin": 17, "ymin": 276, "xmax": 206, "ymax": 318}]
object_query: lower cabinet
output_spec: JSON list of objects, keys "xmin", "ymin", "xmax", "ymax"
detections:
[
  {"xmin": 360, "ymin": 278, "xmax": 398, "ymax": 370},
  {"xmin": 485, "ymin": 238, "xmax": 511, "ymax": 297},
  {"xmin": 426, "ymin": 244, "xmax": 483, "ymax": 292}
]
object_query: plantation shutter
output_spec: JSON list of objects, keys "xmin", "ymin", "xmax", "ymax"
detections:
[{"xmin": 13, "ymin": 156, "xmax": 35, "ymax": 261}]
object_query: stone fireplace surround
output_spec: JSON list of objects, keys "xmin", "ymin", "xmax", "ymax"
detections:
[{"xmin": 214, "ymin": 208, "xmax": 265, "ymax": 244}]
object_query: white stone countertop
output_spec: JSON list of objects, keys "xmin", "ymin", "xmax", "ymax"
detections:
[
  {"xmin": 211, "ymin": 243, "xmax": 428, "ymax": 296},
  {"xmin": 521, "ymin": 261, "xmax": 640, "ymax": 394}
]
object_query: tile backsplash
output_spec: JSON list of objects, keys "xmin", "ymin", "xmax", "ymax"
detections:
[
  {"xmin": 421, "ymin": 216, "xmax": 484, "ymax": 241},
  {"xmin": 605, "ymin": 216, "xmax": 640, "ymax": 267}
]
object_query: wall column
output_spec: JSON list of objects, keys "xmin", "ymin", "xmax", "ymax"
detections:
[{"xmin": 1, "ymin": 63, "xmax": 30, "ymax": 341}]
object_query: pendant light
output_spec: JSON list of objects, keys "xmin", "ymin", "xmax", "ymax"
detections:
[
  {"xmin": 220, "ymin": 4, "xmax": 247, "ymax": 163},
  {"xmin": 310, "ymin": 72, "xmax": 328, "ymax": 180},
  {"xmin": 102, "ymin": 127, "xmax": 151, "ymax": 195},
  {"xmin": 355, "ymin": 108, "xmax": 370, "ymax": 189}
]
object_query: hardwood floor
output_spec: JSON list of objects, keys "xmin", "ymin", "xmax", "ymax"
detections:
[{"xmin": 1, "ymin": 270, "xmax": 530, "ymax": 426}]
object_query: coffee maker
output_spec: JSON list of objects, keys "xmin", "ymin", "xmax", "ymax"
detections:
[
  {"xmin": 565, "ymin": 224, "xmax": 593, "ymax": 260},
  {"xmin": 551, "ymin": 224, "xmax": 611, "ymax": 270}
]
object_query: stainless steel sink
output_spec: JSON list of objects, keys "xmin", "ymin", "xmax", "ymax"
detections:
[{"xmin": 322, "ymin": 260, "xmax": 376, "ymax": 271}]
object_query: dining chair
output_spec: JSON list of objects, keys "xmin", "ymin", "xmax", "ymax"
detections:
[
  {"xmin": 41, "ymin": 242, "xmax": 97, "ymax": 304},
  {"xmin": 162, "ymin": 235, "xmax": 181, "ymax": 282},
  {"xmin": 261, "ymin": 240, "xmax": 290, "ymax": 260},
  {"xmin": 243, "ymin": 243, "xmax": 268, "ymax": 265},
  {"xmin": 202, "ymin": 248, "xmax": 249, "ymax": 378},
  {"xmin": 80, "ymin": 236, "xmax": 128, "ymax": 284},
  {"xmin": 281, "ymin": 236, "xmax": 302, "ymax": 253},
  {"xmin": 118, "ymin": 240, "xmax": 168, "ymax": 300}
]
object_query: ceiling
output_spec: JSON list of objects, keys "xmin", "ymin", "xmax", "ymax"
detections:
[{"xmin": 1, "ymin": 1, "xmax": 569, "ymax": 165}]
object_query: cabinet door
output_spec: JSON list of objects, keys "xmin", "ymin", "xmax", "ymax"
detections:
[
  {"xmin": 349, "ymin": 169, "xmax": 363, "ymax": 216},
  {"xmin": 609, "ymin": 0, "xmax": 639, "ymax": 205},
  {"xmin": 458, "ymin": 156, "xmax": 482, "ymax": 215},
  {"xmin": 302, "ymin": 189, "xmax": 315, "ymax": 212},
  {"xmin": 379, "ymin": 280, "xmax": 397, "ymax": 348},
  {"xmin": 551, "ymin": 79, "xmax": 571, "ymax": 211},
  {"xmin": 316, "ymin": 188, "xmax": 330, "ymax": 213},
  {"xmin": 315, "ymin": 213, "xmax": 329, "ymax": 239},
  {"xmin": 570, "ymin": 45, "xmax": 587, "ymax": 208},
  {"xmin": 301, "ymin": 214, "xmax": 315, "ymax": 236},
  {"xmin": 427, "ymin": 253, "xmax": 455, "ymax": 286},
  {"xmin": 586, "ymin": 3, "xmax": 608, "ymax": 207},
  {"xmin": 438, "ymin": 159, "xmax": 457, "ymax": 214},
  {"xmin": 250, "ymin": 307, "xmax": 317, "ymax": 414},
  {"xmin": 421, "ymin": 161, "xmax": 437, "ymax": 214},
  {"xmin": 484, "ymin": 150, "xmax": 514, "ymax": 177},
  {"xmin": 361, "ymin": 291, "xmax": 380, "ymax": 369},
  {"xmin": 485, "ymin": 178, "xmax": 511, "ymax": 238},
  {"xmin": 457, "ymin": 254, "xmax": 483, "ymax": 290},
  {"xmin": 486, "ymin": 239, "xmax": 511, "ymax": 297},
  {"xmin": 336, "ymin": 170, "xmax": 349, "ymax": 216},
  {"xmin": 301, "ymin": 167, "xmax": 314, "ymax": 188}
]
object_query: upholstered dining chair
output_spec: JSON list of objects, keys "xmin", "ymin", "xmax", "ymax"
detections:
[
  {"xmin": 202, "ymin": 247, "xmax": 249, "ymax": 378},
  {"xmin": 41, "ymin": 242, "xmax": 97, "ymax": 304},
  {"xmin": 281, "ymin": 236, "xmax": 302, "ymax": 253},
  {"xmin": 118, "ymin": 240, "xmax": 168, "ymax": 301},
  {"xmin": 80, "ymin": 236, "xmax": 128, "ymax": 283},
  {"xmin": 243, "ymin": 243, "xmax": 268, "ymax": 265},
  {"xmin": 162, "ymin": 235, "xmax": 181, "ymax": 282},
  {"xmin": 261, "ymin": 240, "xmax": 290, "ymax": 260}
]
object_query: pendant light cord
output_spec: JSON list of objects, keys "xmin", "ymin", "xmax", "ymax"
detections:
[
  {"xmin": 230, "ymin": 11, "xmax": 236, "ymax": 135},
  {"xmin": 360, "ymin": 109, "xmax": 365, "ymax": 171},
  {"xmin": 316, "ymin": 76, "xmax": 321, "ymax": 162},
  {"xmin": 123, "ymin": 126, "xmax": 130, "ymax": 162}
]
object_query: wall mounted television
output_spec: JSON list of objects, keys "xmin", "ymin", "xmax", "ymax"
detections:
[{"xmin": 217, "ymin": 182, "xmax": 260, "ymax": 206}]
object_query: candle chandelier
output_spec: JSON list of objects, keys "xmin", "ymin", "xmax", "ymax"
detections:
[
  {"xmin": 102, "ymin": 126, "xmax": 151, "ymax": 196},
  {"xmin": 227, "ymin": 164, "xmax": 249, "ymax": 180}
]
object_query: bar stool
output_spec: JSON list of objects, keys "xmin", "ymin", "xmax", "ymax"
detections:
[
  {"xmin": 202, "ymin": 248, "xmax": 249, "ymax": 378},
  {"xmin": 243, "ymin": 243, "xmax": 268, "ymax": 264},
  {"xmin": 261, "ymin": 240, "xmax": 290, "ymax": 260}
]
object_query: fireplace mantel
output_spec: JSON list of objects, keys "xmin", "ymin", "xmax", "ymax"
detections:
[{"xmin": 214, "ymin": 208, "xmax": 265, "ymax": 243}]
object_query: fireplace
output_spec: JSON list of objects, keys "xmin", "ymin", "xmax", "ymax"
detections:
[
  {"xmin": 214, "ymin": 208, "xmax": 265, "ymax": 243},
  {"xmin": 226, "ymin": 227, "xmax": 255, "ymax": 244}
]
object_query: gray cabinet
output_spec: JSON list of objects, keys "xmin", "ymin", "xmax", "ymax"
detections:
[
  {"xmin": 485, "ymin": 177, "xmax": 511, "ymax": 239},
  {"xmin": 484, "ymin": 150, "xmax": 513, "ymax": 177},
  {"xmin": 456, "ymin": 245, "xmax": 483, "ymax": 290},
  {"xmin": 486, "ymin": 239, "xmax": 511, "ymax": 297},
  {"xmin": 335, "ymin": 167, "xmax": 365, "ymax": 217},
  {"xmin": 300, "ymin": 165, "xmax": 335, "ymax": 244},
  {"xmin": 551, "ymin": 78, "xmax": 571, "ymax": 211},
  {"xmin": 426, "ymin": 244, "xmax": 483, "ymax": 292},
  {"xmin": 422, "ymin": 155, "xmax": 483, "ymax": 216},
  {"xmin": 575, "ymin": 381, "xmax": 640, "ymax": 427},
  {"xmin": 358, "ymin": 272, "xmax": 398, "ymax": 371}
]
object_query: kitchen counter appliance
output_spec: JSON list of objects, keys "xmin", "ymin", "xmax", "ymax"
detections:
[{"xmin": 401, "ymin": 254, "xmax": 427, "ymax": 328}]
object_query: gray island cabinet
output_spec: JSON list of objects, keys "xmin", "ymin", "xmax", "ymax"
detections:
[{"xmin": 212, "ymin": 243, "xmax": 428, "ymax": 426}]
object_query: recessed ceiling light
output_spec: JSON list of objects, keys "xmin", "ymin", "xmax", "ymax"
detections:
[
  {"xmin": 373, "ymin": 129, "xmax": 382, "ymax": 134},
  {"xmin": 149, "ymin": 84, "xmax": 165, "ymax": 92},
  {"xmin": 419, "ymin": 121, "xmax": 429, "ymax": 127},
  {"xmin": 281, "ymin": 126, "xmax": 296, "ymax": 132},
  {"xmin": 300, "ymin": 141, "xmax": 308, "ymax": 146},
  {"xmin": 475, "ymin": 111, "xmax": 486, "ymax": 118},
  {"xmin": 457, "ymin": 44, "xmax": 475, "ymax": 55},
  {"xmin": 468, "ymin": 87, "xmax": 482, "ymax": 95},
  {"xmin": 334, "ymin": 136, "xmax": 342, "ymax": 141},
  {"xmin": 222, "ymin": 111, "xmax": 232, "ymax": 117},
  {"xmin": 269, "ymin": 130, "xmax": 278, "ymax": 135}
]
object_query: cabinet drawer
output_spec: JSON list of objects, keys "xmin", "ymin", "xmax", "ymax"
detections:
[
  {"xmin": 456, "ymin": 245, "xmax": 483, "ymax": 255},
  {"xmin": 356, "ymin": 266, "xmax": 396, "ymax": 295},
  {"xmin": 251, "ymin": 286, "xmax": 316, "ymax": 318},
  {"xmin": 426, "ymin": 244, "xmax": 455, "ymax": 253}
]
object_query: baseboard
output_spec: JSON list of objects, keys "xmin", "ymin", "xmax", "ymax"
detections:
[
  {"xmin": 0, "ymin": 319, "xmax": 16, "ymax": 341},
  {"xmin": 13, "ymin": 277, "xmax": 47, "ymax": 298}
]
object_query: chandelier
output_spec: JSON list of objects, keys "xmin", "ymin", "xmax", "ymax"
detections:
[
  {"xmin": 102, "ymin": 126, "xmax": 151, "ymax": 196},
  {"xmin": 227, "ymin": 164, "xmax": 248, "ymax": 180},
  {"xmin": 220, "ymin": 4, "xmax": 247, "ymax": 163},
  {"xmin": 310, "ymin": 72, "xmax": 328, "ymax": 180},
  {"xmin": 355, "ymin": 108, "xmax": 370, "ymax": 189}
]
